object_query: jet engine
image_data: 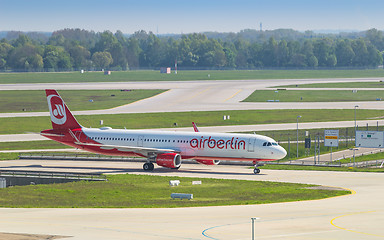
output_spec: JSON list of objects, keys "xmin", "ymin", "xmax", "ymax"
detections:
[
  {"xmin": 195, "ymin": 159, "xmax": 220, "ymax": 165},
  {"xmin": 156, "ymin": 153, "xmax": 182, "ymax": 169}
]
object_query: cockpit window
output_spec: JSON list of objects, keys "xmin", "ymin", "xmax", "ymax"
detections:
[{"xmin": 263, "ymin": 142, "xmax": 279, "ymax": 146}]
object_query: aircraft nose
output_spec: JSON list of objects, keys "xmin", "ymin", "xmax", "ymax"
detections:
[{"xmin": 275, "ymin": 146, "xmax": 287, "ymax": 159}]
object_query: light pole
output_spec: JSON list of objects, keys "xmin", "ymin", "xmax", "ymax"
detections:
[
  {"xmin": 297, "ymin": 115, "xmax": 302, "ymax": 158},
  {"xmin": 251, "ymin": 217, "xmax": 260, "ymax": 240},
  {"xmin": 353, "ymin": 106, "xmax": 359, "ymax": 166},
  {"xmin": 354, "ymin": 105, "xmax": 359, "ymax": 139}
]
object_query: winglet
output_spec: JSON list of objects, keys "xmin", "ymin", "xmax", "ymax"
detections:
[{"xmin": 192, "ymin": 122, "xmax": 199, "ymax": 132}]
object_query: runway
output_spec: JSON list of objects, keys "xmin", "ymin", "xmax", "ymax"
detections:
[
  {"xmin": 1, "ymin": 78, "xmax": 384, "ymax": 119},
  {"xmin": 0, "ymin": 160, "xmax": 383, "ymax": 240}
]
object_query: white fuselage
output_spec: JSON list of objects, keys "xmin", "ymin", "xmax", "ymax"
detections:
[{"xmin": 82, "ymin": 127, "xmax": 287, "ymax": 161}]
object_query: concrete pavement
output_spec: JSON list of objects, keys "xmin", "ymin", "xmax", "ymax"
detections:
[
  {"xmin": 0, "ymin": 161, "xmax": 383, "ymax": 240},
  {"xmin": 1, "ymin": 78, "xmax": 384, "ymax": 118}
]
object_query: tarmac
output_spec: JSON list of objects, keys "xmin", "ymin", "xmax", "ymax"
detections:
[
  {"xmin": 0, "ymin": 160, "xmax": 383, "ymax": 240},
  {"xmin": 2, "ymin": 78, "xmax": 384, "ymax": 119},
  {"xmin": 1, "ymin": 77, "xmax": 384, "ymax": 239}
]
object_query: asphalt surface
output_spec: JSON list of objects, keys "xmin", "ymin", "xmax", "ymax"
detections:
[
  {"xmin": 0, "ymin": 160, "xmax": 383, "ymax": 240},
  {"xmin": 1, "ymin": 78, "xmax": 384, "ymax": 119}
]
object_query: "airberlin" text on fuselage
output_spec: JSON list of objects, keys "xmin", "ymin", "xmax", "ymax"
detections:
[{"xmin": 190, "ymin": 136, "xmax": 246, "ymax": 150}]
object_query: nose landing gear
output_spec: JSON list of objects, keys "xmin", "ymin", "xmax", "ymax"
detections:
[{"xmin": 253, "ymin": 161, "xmax": 261, "ymax": 174}]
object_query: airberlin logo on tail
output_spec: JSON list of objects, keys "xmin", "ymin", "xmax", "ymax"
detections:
[{"xmin": 47, "ymin": 94, "xmax": 67, "ymax": 125}]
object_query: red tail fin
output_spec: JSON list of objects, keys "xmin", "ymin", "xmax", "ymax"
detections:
[
  {"xmin": 192, "ymin": 122, "xmax": 200, "ymax": 132},
  {"xmin": 46, "ymin": 89, "xmax": 81, "ymax": 130}
]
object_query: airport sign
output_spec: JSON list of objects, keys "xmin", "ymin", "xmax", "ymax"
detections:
[
  {"xmin": 324, "ymin": 129, "xmax": 339, "ymax": 147},
  {"xmin": 355, "ymin": 131, "xmax": 384, "ymax": 148}
]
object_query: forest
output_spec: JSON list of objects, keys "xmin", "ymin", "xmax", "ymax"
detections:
[{"xmin": 0, "ymin": 28, "xmax": 383, "ymax": 71}]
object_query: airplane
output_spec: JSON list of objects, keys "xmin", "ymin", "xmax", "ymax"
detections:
[{"xmin": 41, "ymin": 89, "xmax": 287, "ymax": 174}]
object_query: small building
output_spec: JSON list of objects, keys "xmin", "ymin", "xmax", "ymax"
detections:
[{"xmin": 160, "ymin": 67, "xmax": 171, "ymax": 74}]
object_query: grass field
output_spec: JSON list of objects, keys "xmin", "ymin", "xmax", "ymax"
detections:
[
  {"xmin": 0, "ymin": 89, "xmax": 165, "ymax": 113},
  {"xmin": 276, "ymin": 80, "xmax": 384, "ymax": 88},
  {"xmin": 0, "ymin": 140, "xmax": 70, "ymax": 151},
  {"xmin": 0, "ymin": 152, "xmax": 21, "ymax": 160},
  {"xmin": 1, "ymin": 69, "xmax": 384, "ymax": 84},
  {"xmin": 0, "ymin": 174, "xmax": 349, "ymax": 208},
  {"xmin": 243, "ymin": 90, "xmax": 384, "ymax": 102},
  {"xmin": 338, "ymin": 150, "xmax": 384, "ymax": 164},
  {"xmin": 1, "ymin": 109, "xmax": 384, "ymax": 135}
]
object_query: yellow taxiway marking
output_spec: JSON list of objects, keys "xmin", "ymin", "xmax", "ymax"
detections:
[
  {"xmin": 330, "ymin": 210, "xmax": 384, "ymax": 237},
  {"xmin": 223, "ymin": 89, "xmax": 242, "ymax": 102},
  {"xmin": 181, "ymin": 87, "xmax": 212, "ymax": 103}
]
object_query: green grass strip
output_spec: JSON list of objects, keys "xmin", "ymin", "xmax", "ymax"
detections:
[
  {"xmin": 0, "ymin": 152, "xmax": 20, "ymax": 160},
  {"xmin": 0, "ymin": 174, "xmax": 349, "ymax": 208},
  {"xmin": 1, "ymin": 109, "xmax": 383, "ymax": 135},
  {"xmin": 243, "ymin": 90, "xmax": 384, "ymax": 102},
  {"xmin": 338, "ymin": 150, "xmax": 384, "ymax": 164},
  {"xmin": 1, "ymin": 69, "xmax": 384, "ymax": 84},
  {"xmin": 0, "ymin": 89, "xmax": 165, "ymax": 113},
  {"xmin": 275, "ymin": 80, "xmax": 384, "ymax": 88},
  {"xmin": 0, "ymin": 140, "xmax": 70, "ymax": 151}
]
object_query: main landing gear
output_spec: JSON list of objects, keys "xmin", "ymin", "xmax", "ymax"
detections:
[
  {"xmin": 143, "ymin": 162, "xmax": 154, "ymax": 171},
  {"xmin": 253, "ymin": 162, "xmax": 261, "ymax": 174}
]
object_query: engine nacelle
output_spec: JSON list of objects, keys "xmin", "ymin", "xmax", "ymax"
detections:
[
  {"xmin": 156, "ymin": 153, "xmax": 182, "ymax": 169},
  {"xmin": 195, "ymin": 159, "xmax": 220, "ymax": 165}
]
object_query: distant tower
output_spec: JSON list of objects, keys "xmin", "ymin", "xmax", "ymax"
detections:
[{"xmin": 260, "ymin": 22, "xmax": 263, "ymax": 32}]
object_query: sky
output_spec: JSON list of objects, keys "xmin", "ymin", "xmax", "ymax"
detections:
[{"xmin": 0, "ymin": 0, "xmax": 383, "ymax": 34}]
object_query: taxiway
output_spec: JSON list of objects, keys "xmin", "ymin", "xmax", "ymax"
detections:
[{"xmin": 0, "ymin": 161, "xmax": 383, "ymax": 240}]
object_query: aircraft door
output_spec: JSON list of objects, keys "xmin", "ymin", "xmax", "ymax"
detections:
[
  {"xmin": 248, "ymin": 138, "xmax": 255, "ymax": 152},
  {"xmin": 138, "ymin": 136, "xmax": 144, "ymax": 147}
]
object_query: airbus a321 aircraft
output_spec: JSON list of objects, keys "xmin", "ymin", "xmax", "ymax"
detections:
[{"xmin": 41, "ymin": 89, "xmax": 287, "ymax": 174}]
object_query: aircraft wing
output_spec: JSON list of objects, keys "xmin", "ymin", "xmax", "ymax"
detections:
[{"xmin": 75, "ymin": 141, "xmax": 179, "ymax": 157}]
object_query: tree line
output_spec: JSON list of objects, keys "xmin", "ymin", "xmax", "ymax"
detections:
[{"xmin": 0, "ymin": 28, "xmax": 383, "ymax": 71}]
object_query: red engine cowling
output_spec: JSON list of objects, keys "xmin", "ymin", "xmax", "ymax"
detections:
[
  {"xmin": 156, "ymin": 153, "xmax": 182, "ymax": 169},
  {"xmin": 195, "ymin": 159, "xmax": 220, "ymax": 165}
]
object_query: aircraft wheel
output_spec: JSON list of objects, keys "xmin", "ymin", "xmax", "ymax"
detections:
[
  {"xmin": 148, "ymin": 162, "xmax": 154, "ymax": 170},
  {"xmin": 143, "ymin": 163, "xmax": 154, "ymax": 171},
  {"xmin": 254, "ymin": 168, "xmax": 260, "ymax": 174}
]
